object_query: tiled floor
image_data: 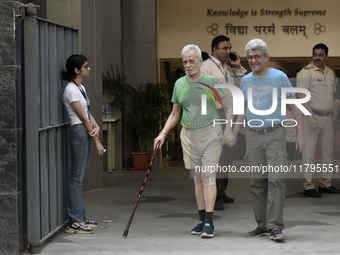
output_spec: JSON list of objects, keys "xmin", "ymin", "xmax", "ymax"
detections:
[{"xmin": 26, "ymin": 160, "xmax": 340, "ymax": 255}]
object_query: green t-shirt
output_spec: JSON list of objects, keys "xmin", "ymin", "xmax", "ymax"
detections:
[{"xmin": 172, "ymin": 73, "xmax": 226, "ymax": 130}]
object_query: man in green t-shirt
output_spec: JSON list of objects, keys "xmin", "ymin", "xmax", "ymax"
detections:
[{"xmin": 154, "ymin": 44, "xmax": 236, "ymax": 238}]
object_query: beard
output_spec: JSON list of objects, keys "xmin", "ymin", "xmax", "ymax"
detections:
[{"xmin": 185, "ymin": 67, "xmax": 200, "ymax": 76}]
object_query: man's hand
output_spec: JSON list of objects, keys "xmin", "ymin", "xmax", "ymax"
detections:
[
  {"xmin": 228, "ymin": 51, "xmax": 241, "ymax": 68},
  {"xmin": 295, "ymin": 133, "xmax": 306, "ymax": 153},
  {"xmin": 309, "ymin": 115, "xmax": 319, "ymax": 131},
  {"xmin": 154, "ymin": 133, "xmax": 166, "ymax": 150},
  {"xmin": 221, "ymin": 131, "xmax": 237, "ymax": 147}
]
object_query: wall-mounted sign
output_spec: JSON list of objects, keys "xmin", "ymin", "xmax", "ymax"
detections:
[
  {"xmin": 207, "ymin": 22, "xmax": 327, "ymax": 38},
  {"xmin": 158, "ymin": 1, "xmax": 340, "ymax": 58},
  {"xmin": 206, "ymin": 8, "xmax": 326, "ymax": 18},
  {"xmin": 314, "ymin": 22, "xmax": 326, "ymax": 35}
]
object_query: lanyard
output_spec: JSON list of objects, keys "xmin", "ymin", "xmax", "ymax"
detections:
[
  {"xmin": 72, "ymin": 79, "xmax": 91, "ymax": 120},
  {"xmin": 209, "ymin": 56, "xmax": 229, "ymax": 83}
]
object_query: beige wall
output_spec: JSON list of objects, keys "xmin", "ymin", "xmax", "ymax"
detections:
[{"xmin": 157, "ymin": 0, "xmax": 340, "ymax": 59}]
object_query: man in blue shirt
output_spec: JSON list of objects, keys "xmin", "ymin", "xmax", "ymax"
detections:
[{"xmin": 233, "ymin": 39, "xmax": 305, "ymax": 241}]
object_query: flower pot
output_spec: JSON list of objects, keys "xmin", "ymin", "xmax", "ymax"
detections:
[{"xmin": 130, "ymin": 151, "xmax": 152, "ymax": 170}]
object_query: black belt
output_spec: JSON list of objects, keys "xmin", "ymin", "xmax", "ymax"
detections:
[
  {"xmin": 312, "ymin": 109, "xmax": 333, "ymax": 117},
  {"xmin": 249, "ymin": 124, "xmax": 282, "ymax": 135}
]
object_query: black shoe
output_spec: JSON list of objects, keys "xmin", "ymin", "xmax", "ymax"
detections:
[
  {"xmin": 318, "ymin": 186, "xmax": 340, "ymax": 194},
  {"xmin": 224, "ymin": 195, "xmax": 234, "ymax": 203},
  {"xmin": 304, "ymin": 189, "xmax": 322, "ymax": 198},
  {"xmin": 246, "ymin": 227, "xmax": 270, "ymax": 237},
  {"xmin": 214, "ymin": 200, "xmax": 224, "ymax": 210},
  {"xmin": 269, "ymin": 228, "xmax": 286, "ymax": 241},
  {"xmin": 191, "ymin": 221, "xmax": 203, "ymax": 235},
  {"xmin": 201, "ymin": 223, "xmax": 215, "ymax": 238}
]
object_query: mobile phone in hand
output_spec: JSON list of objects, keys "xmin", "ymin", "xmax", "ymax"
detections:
[{"xmin": 229, "ymin": 52, "xmax": 237, "ymax": 61}]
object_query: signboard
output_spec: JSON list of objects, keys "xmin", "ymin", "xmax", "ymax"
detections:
[{"xmin": 158, "ymin": 0, "xmax": 340, "ymax": 58}]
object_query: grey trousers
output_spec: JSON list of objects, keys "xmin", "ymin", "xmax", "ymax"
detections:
[{"xmin": 246, "ymin": 126, "xmax": 287, "ymax": 231}]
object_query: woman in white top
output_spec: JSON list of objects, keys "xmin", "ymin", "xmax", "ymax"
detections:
[{"xmin": 61, "ymin": 54, "xmax": 104, "ymax": 234}]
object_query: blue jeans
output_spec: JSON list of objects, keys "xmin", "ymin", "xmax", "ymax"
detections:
[{"xmin": 67, "ymin": 124, "xmax": 92, "ymax": 223}]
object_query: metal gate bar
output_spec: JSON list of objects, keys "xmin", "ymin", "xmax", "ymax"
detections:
[{"xmin": 23, "ymin": 4, "xmax": 78, "ymax": 254}]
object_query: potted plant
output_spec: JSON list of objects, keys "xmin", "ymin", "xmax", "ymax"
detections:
[{"xmin": 103, "ymin": 65, "xmax": 170, "ymax": 169}]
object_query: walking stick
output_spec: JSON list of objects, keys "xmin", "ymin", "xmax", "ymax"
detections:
[{"xmin": 122, "ymin": 142, "xmax": 161, "ymax": 238}]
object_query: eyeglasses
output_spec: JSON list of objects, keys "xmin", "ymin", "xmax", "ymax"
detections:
[
  {"xmin": 246, "ymin": 54, "xmax": 263, "ymax": 61},
  {"xmin": 81, "ymin": 64, "xmax": 90, "ymax": 69}
]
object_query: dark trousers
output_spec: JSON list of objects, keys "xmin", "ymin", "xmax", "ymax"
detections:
[
  {"xmin": 216, "ymin": 109, "xmax": 236, "ymax": 200},
  {"xmin": 286, "ymin": 142, "xmax": 295, "ymax": 161},
  {"xmin": 216, "ymin": 144, "xmax": 235, "ymax": 199}
]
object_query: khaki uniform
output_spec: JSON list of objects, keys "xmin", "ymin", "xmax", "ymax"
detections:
[{"xmin": 297, "ymin": 63, "xmax": 337, "ymax": 189}]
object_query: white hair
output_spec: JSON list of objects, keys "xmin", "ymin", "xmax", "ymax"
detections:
[
  {"xmin": 181, "ymin": 44, "xmax": 201, "ymax": 60},
  {"xmin": 245, "ymin": 39, "xmax": 270, "ymax": 56}
]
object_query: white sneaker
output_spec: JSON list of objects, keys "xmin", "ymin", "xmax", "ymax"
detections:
[
  {"xmin": 65, "ymin": 222, "xmax": 93, "ymax": 234},
  {"xmin": 84, "ymin": 218, "xmax": 98, "ymax": 228}
]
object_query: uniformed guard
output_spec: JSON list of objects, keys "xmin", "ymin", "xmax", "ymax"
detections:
[{"xmin": 297, "ymin": 43, "xmax": 340, "ymax": 197}]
